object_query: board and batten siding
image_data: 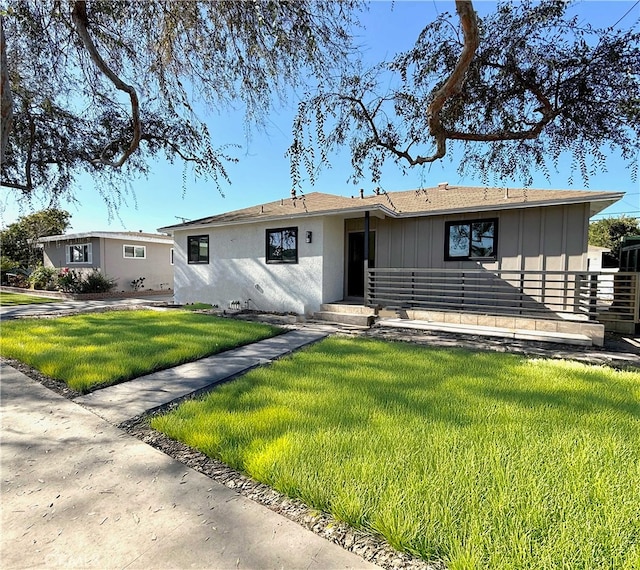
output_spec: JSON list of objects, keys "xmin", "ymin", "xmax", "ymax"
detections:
[{"xmin": 370, "ymin": 203, "xmax": 589, "ymax": 271}]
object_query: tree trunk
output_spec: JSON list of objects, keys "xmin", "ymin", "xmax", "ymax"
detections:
[{"xmin": 1, "ymin": 16, "xmax": 13, "ymax": 167}]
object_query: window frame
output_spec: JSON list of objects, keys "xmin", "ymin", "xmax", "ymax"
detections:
[
  {"xmin": 123, "ymin": 244, "xmax": 146, "ymax": 259},
  {"xmin": 444, "ymin": 218, "xmax": 498, "ymax": 261},
  {"xmin": 265, "ymin": 227, "xmax": 298, "ymax": 264},
  {"xmin": 187, "ymin": 235, "xmax": 209, "ymax": 264},
  {"xmin": 67, "ymin": 243, "xmax": 92, "ymax": 264}
]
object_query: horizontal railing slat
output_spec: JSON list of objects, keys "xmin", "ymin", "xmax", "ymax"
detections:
[{"xmin": 367, "ymin": 269, "xmax": 639, "ymax": 323}]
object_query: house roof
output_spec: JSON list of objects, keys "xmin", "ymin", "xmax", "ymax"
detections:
[
  {"xmin": 157, "ymin": 186, "xmax": 624, "ymax": 233},
  {"xmin": 39, "ymin": 231, "xmax": 173, "ymax": 245}
]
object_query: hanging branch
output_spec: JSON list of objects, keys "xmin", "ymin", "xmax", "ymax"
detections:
[
  {"xmin": 0, "ymin": 16, "xmax": 13, "ymax": 167},
  {"xmin": 71, "ymin": 1, "xmax": 141, "ymax": 167}
]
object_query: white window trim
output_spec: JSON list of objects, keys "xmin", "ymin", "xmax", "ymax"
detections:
[
  {"xmin": 123, "ymin": 244, "xmax": 147, "ymax": 259},
  {"xmin": 66, "ymin": 243, "xmax": 92, "ymax": 264}
]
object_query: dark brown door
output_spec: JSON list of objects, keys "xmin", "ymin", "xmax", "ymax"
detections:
[{"xmin": 347, "ymin": 232, "xmax": 375, "ymax": 297}]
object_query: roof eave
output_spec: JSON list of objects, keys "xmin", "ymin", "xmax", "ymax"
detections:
[
  {"xmin": 39, "ymin": 232, "xmax": 173, "ymax": 245},
  {"xmin": 390, "ymin": 193, "xmax": 625, "ymax": 219},
  {"xmin": 158, "ymin": 204, "xmax": 395, "ymax": 233}
]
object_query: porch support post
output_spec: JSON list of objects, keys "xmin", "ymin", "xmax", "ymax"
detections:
[{"xmin": 364, "ymin": 211, "xmax": 370, "ymax": 305}]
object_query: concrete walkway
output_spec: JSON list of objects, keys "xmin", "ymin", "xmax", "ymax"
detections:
[
  {"xmin": 74, "ymin": 329, "xmax": 330, "ymax": 424},
  {"xmin": 0, "ymin": 364, "xmax": 378, "ymax": 569},
  {"xmin": 0, "ymin": 296, "xmax": 173, "ymax": 320}
]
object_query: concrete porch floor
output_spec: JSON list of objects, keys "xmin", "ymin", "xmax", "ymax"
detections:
[{"xmin": 314, "ymin": 302, "xmax": 605, "ymax": 347}]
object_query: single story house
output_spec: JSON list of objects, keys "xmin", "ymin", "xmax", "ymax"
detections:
[
  {"xmin": 158, "ymin": 185, "xmax": 625, "ymax": 320},
  {"xmin": 39, "ymin": 231, "xmax": 174, "ymax": 292}
]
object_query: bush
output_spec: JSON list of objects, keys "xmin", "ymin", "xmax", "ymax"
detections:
[
  {"xmin": 57, "ymin": 268, "xmax": 82, "ymax": 293},
  {"xmin": 29, "ymin": 264, "xmax": 58, "ymax": 290},
  {"xmin": 79, "ymin": 269, "xmax": 117, "ymax": 293},
  {"xmin": 56, "ymin": 268, "xmax": 117, "ymax": 294}
]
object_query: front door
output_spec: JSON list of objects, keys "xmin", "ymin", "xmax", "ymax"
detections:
[{"xmin": 347, "ymin": 231, "xmax": 375, "ymax": 298}]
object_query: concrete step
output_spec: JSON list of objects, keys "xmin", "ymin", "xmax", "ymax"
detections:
[
  {"xmin": 319, "ymin": 303, "xmax": 376, "ymax": 316},
  {"xmin": 314, "ymin": 311, "xmax": 376, "ymax": 327},
  {"xmin": 377, "ymin": 318, "xmax": 593, "ymax": 347}
]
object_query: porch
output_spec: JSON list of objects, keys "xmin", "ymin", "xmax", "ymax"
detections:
[{"xmin": 315, "ymin": 269, "xmax": 639, "ymax": 347}]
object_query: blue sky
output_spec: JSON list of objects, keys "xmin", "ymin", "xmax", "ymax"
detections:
[{"xmin": 1, "ymin": 0, "xmax": 638, "ymax": 233}]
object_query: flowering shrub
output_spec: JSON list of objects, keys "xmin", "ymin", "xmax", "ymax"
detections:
[
  {"xmin": 29, "ymin": 264, "xmax": 58, "ymax": 290},
  {"xmin": 57, "ymin": 268, "xmax": 117, "ymax": 294},
  {"xmin": 57, "ymin": 267, "xmax": 82, "ymax": 293}
]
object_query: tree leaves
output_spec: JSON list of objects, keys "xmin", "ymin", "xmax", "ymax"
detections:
[
  {"xmin": 289, "ymin": 0, "xmax": 640, "ymax": 189},
  {"xmin": 1, "ymin": 0, "xmax": 361, "ymax": 207}
]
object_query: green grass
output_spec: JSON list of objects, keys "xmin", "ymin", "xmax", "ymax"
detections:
[
  {"xmin": 0, "ymin": 310, "xmax": 281, "ymax": 392},
  {"xmin": 0, "ymin": 291, "xmax": 58, "ymax": 305},
  {"xmin": 151, "ymin": 337, "xmax": 640, "ymax": 569},
  {"xmin": 182, "ymin": 302, "xmax": 214, "ymax": 311}
]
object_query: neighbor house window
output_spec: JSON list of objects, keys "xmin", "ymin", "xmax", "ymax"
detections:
[
  {"xmin": 123, "ymin": 245, "xmax": 146, "ymax": 259},
  {"xmin": 445, "ymin": 219, "xmax": 497, "ymax": 260},
  {"xmin": 266, "ymin": 227, "xmax": 298, "ymax": 264},
  {"xmin": 66, "ymin": 243, "xmax": 92, "ymax": 264},
  {"xmin": 187, "ymin": 235, "xmax": 209, "ymax": 264}
]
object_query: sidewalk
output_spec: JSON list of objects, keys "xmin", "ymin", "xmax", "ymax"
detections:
[
  {"xmin": 74, "ymin": 329, "xmax": 330, "ymax": 424},
  {"xmin": 1, "ymin": 363, "xmax": 378, "ymax": 569},
  {"xmin": 0, "ymin": 295, "xmax": 173, "ymax": 320}
]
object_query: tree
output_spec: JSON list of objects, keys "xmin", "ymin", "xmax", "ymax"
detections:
[
  {"xmin": 0, "ymin": 208, "xmax": 71, "ymax": 268},
  {"xmin": 1, "ymin": 1, "xmax": 361, "ymax": 207},
  {"xmin": 589, "ymin": 215, "xmax": 640, "ymax": 265},
  {"xmin": 289, "ymin": 0, "xmax": 640, "ymax": 191}
]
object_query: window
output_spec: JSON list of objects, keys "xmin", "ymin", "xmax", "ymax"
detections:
[
  {"xmin": 187, "ymin": 235, "xmax": 209, "ymax": 264},
  {"xmin": 266, "ymin": 227, "xmax": 298, "ymax": 264},
  {"xmin": 123, "ymin": 245, "xmax": 146, "ymax": 259},
  {"xmin": 445, "ymin": 219, "xmax": 497, "ymax": 261},
  {"xmin": 66, "ymin": 243, "xmax": 92, "ymax": 264},
  {"xmin": 170, "ymin": 248, "xmax": 174, "ymax": 265}
]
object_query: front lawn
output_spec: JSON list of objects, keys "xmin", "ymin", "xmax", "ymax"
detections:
[
  {"xmin": 0, "ymin": 291, "xmax": 58, "ymax": 305},
  {"xmin": 0, "ymin": 310, "xmax": 281, "ymax": 392},
  {"xmin": 152, "ymin": 337, "xmax": 640, "ymax": 569}
]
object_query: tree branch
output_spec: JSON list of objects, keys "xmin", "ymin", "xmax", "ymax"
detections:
[
  {"xmin": 71, "ymin": 1, "xmax": 141, "ymax": 168},
  {"xmin": 341, "ymin": 0, "xmax": 482, "ymax": 167},
  {"xmin": 417, "ymin": 0, "xmax": 480, "ymax": 164},
  {"xmin": 1, "ymin": 16, "xmax": 13, "ymax": 167}
]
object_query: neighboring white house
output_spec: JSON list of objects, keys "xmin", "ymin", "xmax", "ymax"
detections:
[
  {"xmin": 40, "ymin": 231, "xmax": 174, "ymax": 292},
  {"xmin": 158, "ymin": 186, "xmax": 623, "ymax": 315},
  {"xmin": 586, "ymin": 245, "xmax": 611, "ymax": 271}
]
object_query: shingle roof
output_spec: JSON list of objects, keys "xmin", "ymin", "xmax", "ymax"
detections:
[{"xmin": 158, "ymin": 186, "xmax": 624, "ymax": 232}]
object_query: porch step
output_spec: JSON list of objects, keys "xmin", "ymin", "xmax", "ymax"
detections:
[
  {"xmin": 314, "ymin": 311, "xmax": 376, "ymax": 327},
  {"xmin": 378, "ymin": 319, "xmax": 593, "ymax": 347},
  {"xmin": 319, "ymin": 303, "xmax": 377, "ymax": 316}
]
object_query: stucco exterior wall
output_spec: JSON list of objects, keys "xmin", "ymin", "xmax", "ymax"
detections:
[
  {"xmin": 43, "ymin": 237, "xmax": 101, "ymax": 273},
  {"xmin": 321, "ymin": 216, "xmax": 345, "ymax": 304},
  {"xmin": 101, "ymin": 238, "xmax": 173, "ymax": 291},
  {"xmin": 173, "ymin": 202, "xmax": 592, "ymax": 315},
  {"xmin": 173, "ymin": 216, "xmax": 332, "ymax": 314},
  {"xmin": 43, "ymin": 237, "xmax": 173, "ymax": 291}
]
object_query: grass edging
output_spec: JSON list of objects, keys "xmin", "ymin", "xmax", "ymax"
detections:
[
  {"xmin": 151, "ymin": 336, "xmax": 640, "ymax": 569},
  {"xmin": 0, "ymin": 310, "xmax": 282, "ymax": 393}
]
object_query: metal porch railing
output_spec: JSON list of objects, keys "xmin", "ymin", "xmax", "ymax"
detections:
[{"xmin": 366, "ymin": 268, "xmax": 639, "ymax": 324}]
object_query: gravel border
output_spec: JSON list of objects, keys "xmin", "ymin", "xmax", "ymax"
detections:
[
  {"xmin": 3, "ymin": 308, "xmax": 637, "ymax": 570},
  {"xmin": 0, "ymin": 360, "xmax": 442, "ymax": 569},
  {"xmin": 119, "ymin": 407, "xmax": 443, "ymax": 570}
]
